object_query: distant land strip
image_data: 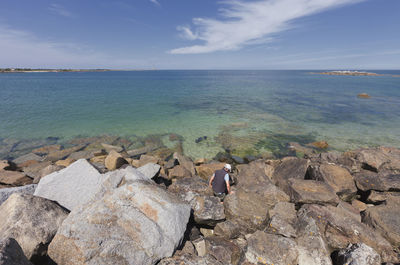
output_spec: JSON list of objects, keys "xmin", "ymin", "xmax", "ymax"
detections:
[{"xmin": 311, "ymin": 70, "xmax": 399, "ymax": 77}]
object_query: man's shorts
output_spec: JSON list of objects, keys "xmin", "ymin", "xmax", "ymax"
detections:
[{"xmin": 214, "ymin": 192, "xmax": 226, "ymax": 201}]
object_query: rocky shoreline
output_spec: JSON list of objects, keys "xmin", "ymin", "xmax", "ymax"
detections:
[{"xmin": 1, "ymin": 139, "xmax": 400, "ymax": 264}]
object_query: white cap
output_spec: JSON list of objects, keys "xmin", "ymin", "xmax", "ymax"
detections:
[{"xmin": 224, "ymin": 164, "xmax": 232, "ymax": 171}]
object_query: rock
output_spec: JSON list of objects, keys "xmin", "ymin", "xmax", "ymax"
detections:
[
  {"xmin": 173, "ymin": 152, "xmax": 196, "ymax": 176},
  {"xmin": 130, "ymin": 159, "xmax": 140, "ymax": 167},
  {"xmin": 231, "ymin": 155, "xmax": 244, "ymax": 164},
  {"xmin": 101, "ymin": 143, "xmax": 123, "ymax": 153},
  {"xmin": 288, "ymin": 142, "xmax": 316, "ymax": 157},
  {"xmin": 48, "ymin": 180, "xmax": 191, "ymax": 265},
  {"xmin": 0, "ymin": 193, "xmax": 68, "ymax": 260},
  {"xmin": 67, "ymin": 150, "xmax": 95, "ymax": 160},
  {"xmin": 45, "ymin": 144, "xmax": 86, "ymax": 162},
  {"xmin": 195, "ymin": 163, "xmax": 226, "ymax": 180},
  {"xmin": 272, "ymin": 157, "xmax": 309, "ymax": 194},
  {"xmin": 32, "ymin": 144, "xmax": 62, "ymax": 155},
  {"xmin": 164, "ymin": 158, "xmax": 178, "ymax": 169},
  {"xmin": 168, "ymin": 165, "xmax": 192, "ymax": 179},
  {"xmin": 214, "ymin": 220, "xmax": 240, "ymax": 239},
  {"xmin": 137, "ymin": 163, "xmax": 161, "ymax": 179},
  {"xmin": 159, "ymin": 253, "xmax": 223, "ymax": 265},
  {"xmin": 34, "ymin": 159, "xmax": 103, "ymax": 211},
  {"xmin": 288, "ymin": 179, "xmax": 339, "ymax": 205},
  {"xmin": 353, "ymin": 147, "xmax": 400, "ymax": 173},
  {"xmin": 0, "ymin": 238, "xmax": 32, "ymax": 265},
  {"xmin": 55, "ymin": 157, "xmax": 75, "ymax": 167},
  {"xmin": 335, "ymin": 243, "xmax": 381, "ymax": 265},
  {"xmin": 13, "ymin": 153, "xmax": 43, "ymax": 165},
  {"xmin": 245, "ymin": 231, "xmax": 298, "ymax": 265},
  {"xmin": 235, "ymin": 160, "xmax": 271, "ymax": 187},
  {"xmin": 205, "ymin": 237, "xmax": 243, "ymax": 265},
  {"xmin": 267, "ymin": 202, "xmax": 297, "ymax": 238},
  {"xmin": 168, "ymin": 177, "xmax": 212, "ymax": 202},
  {"xmin": 105, "ymin": 150, "xmax": 128, "ymax": 170},
  {"xmin": 33, "ymin": 164, "xmax": 64, "ymax": 184},
  {"xmin": 358, "ymin": 93, "xmax": 371, "ymax": 99},
  {"xmin": 0, "ymin": 160, "xmax": 12, "ymax": 171},
  {"xmin": 195, "ymin": 136, "xmax": 208, "ymax": 143},
  {"xmin": 354, "ymin": 171, "xmax": 400, "ymax": 192},
  {"xmin": 352, "ymin": 199, "xmax": 368, "ymax": 212},
  {"xmin": 307, "ymin": 163, "xmax": 357, "ymax": 201},
  {"xmin": 21, "ymin": 161, "xmax": 52, "ymax": 179},
  {"xmin": 127, "ymin": 145, "xmax": 157, "ymax": 158},
  {"xmin": 191, "ymin": 195, "xmax": 225, "ymax": 225},
  {"xmin": 363, "ymin": 196, "xmax": 400, "ymax": 246},
  {"xmin": 139, "ymin": 154, "xmax": 160, "ymax": 167},
  {"xmin": 367, "ymin": 190, "xmax": 400, "ymax": 204},
  {"xmin": 0, "ymin": 184, "xmax": 37, "ymax": 205},
  {"xmin": 0, "ymin": 170, "xmax": 32, "ymax": 186},
  {"xmin": 193, "ymin": 238, "xmax": 207, "ymax": 257},
  {"xmin": 309, "ymin": 141, "xmax": 329, "ymax": 149},
  {"xmin": 194, "ymin": 158, "xmax": 207, "ymax": 165},
  {"xmin": 224, "ymin": 182, "xmax": 289, "ymax": 233},
  {"xmin": 296, "ymin": 206, "xmax": 333, "ymax": 265},
  {"xmin": 298, "ymin": 204, "xmax": 397, "ymax": 263},
  {"xmin": 176, "ymin": 240, "xmax": 195, "ymax": 256},
  {"xmin": 200, "ymin": 228, "xmax": 214, "ymax": 237}
]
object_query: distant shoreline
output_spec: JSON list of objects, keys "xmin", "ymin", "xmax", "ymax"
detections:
[{"xmin": 0, "ymin": 68, "xmax": 112, "ymax": 73}]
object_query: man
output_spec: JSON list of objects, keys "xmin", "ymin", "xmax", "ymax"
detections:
[{"xmin": 209, "ymin": 164, "xmax": 232, "ymax": 201}]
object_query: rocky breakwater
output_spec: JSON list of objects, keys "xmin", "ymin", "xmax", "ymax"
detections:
[{"xmin": 0, "ymin": 140, "xmax": 399, "ymax": 264}]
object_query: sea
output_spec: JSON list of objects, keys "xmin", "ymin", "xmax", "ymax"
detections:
[{"xmin": 1, "ymin": 70, "xmax": 400, "ymax": 160}]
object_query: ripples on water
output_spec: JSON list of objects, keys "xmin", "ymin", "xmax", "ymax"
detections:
[{"xmin": 1, "ymin": 70, "xmax": 399, "ymax": 159}]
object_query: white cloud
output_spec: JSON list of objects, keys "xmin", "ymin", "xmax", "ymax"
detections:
[
  {"xmin": 170, "ymin": 0, "xmax": 364, "ymax": 54},
  {"xmin": 150, "ymin": 0, "xmax": 160, "ymax": 7},
  {"xmin": 48, "ymin": 3, "xmax": 73, "ymax": 18},
  {"xmin": 0, "ymin": 25, "xmax": 139, "ymax": 69}
]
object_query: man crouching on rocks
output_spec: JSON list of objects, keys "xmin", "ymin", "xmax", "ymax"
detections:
[{"xmin": 209, "ymin": 164, "xmax": 232, "ymax": 201}]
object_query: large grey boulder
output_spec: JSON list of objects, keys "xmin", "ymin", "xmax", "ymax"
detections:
[
  {"xmin": 224, "ymin": 182, "xmax": 289, "ymax": 233},
  {"xmin": 34, "ymin": 159, "xmax": 103, "ymax": 211},
  {"xmin": 354, "ymin": 171, "xmax": 400, "ymax": 192},
  {"xmin": 299, "ymin": 204, "xmax": 397, "ymax": 263},
  {"xmin": 272, "ymin": 157, "xmax": 309, "ymax": 193},
  {"xmin": 138, "ymin": 163, "xmax": 161, "ymax": 179},
  {"xmin": 0, "ymin": 238, "xmax": 32, "ymax": 265},
  {"xmin": 288, "ymin": 179, "xmax": 339, "ymax": 205},
  {"xmin": 0, "ymin": 184, "xmax": 36, "ymax": 205},
  {"xmin": 335, "ymin": 243, "xmax": 381, "ymax": 265},
  {"xmin": 307, "ymin": 163, "xmax": 357, "ymax": 201},
  {"xmin": 266, "ymin": 202, "xmax": 297, "ymax": 238},
  {"xmin": 204, "ymin": 237, "xmax": 243, "ymax": 265},
  {"xmin": 48, "ymin": 180, "xmax": 191, "ymax": 265},
  {"xmin": 168, "ymin": 176, "xmax": 213, "ymax": 202},
  {"xmin": 296, "ymin": 206, "xmax": 332, "ymax": 265},
  {"xmin": 363, "ymin": 196, "xmax": 400, "ymax": 246},
  {"xmin": 0, "ymin": 193, "xmax": 68, "ymax": 260},
  {"xmin": 245, "ymin": 231, "xmax": 298, "ymax": 265}
]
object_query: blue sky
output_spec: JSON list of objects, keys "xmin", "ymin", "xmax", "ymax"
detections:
[{"xmin": 0, "ymin": 0, "xmax": 399, "ymax": 69}]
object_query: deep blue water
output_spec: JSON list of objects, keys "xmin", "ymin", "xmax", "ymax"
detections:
[{"xmin": 1, "ymin": 70, "xmax": 399, "ymax": 159}]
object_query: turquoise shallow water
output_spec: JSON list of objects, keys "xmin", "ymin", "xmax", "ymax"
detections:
[{"xmin": 1, "ymin": 70, "xmax": 400, "ymax": 159}]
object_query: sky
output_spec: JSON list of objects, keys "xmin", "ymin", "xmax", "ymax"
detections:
[{"xmin": 0, "ymin": 0, "xmax": 399, "ymax": 69}]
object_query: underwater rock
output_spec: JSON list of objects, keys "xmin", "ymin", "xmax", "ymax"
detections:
[{"xmin": 195, "ymin": 136, "xmax": 208, "ymax": 144}]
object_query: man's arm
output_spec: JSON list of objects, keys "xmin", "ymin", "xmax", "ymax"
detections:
[
  {"xmin": 225, "ymin": 180, "xmax": 231, "ymax": 194},
  {"xmin": 209, "ymin": 174, "xmax": 215, "ymax": 188}
]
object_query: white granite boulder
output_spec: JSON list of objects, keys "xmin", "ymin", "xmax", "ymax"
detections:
[
  {"xmin": 34, "ymin": 159, "xmax": 104, "ymax": 211},
  {"xmin": 48, "ymin": 179, "xmax": 191, "ymax": 265}
]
